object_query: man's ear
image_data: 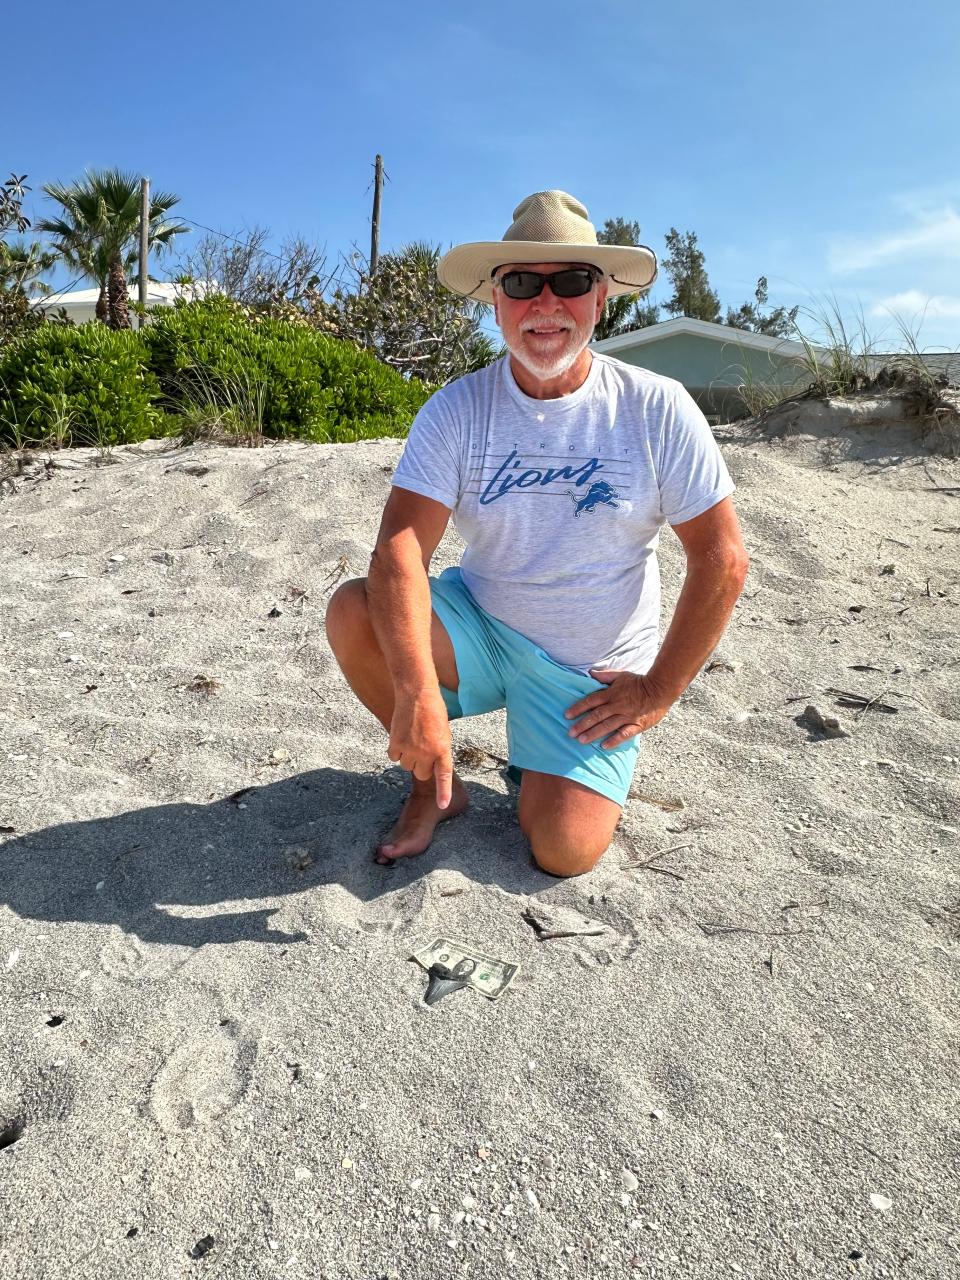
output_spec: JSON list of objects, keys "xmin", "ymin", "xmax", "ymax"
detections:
[{"xmin": 595, "ymin": 281, "xmax": 608, "ymax": 324}]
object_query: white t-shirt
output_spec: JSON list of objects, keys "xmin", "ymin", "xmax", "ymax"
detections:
[{"xmin": 392, "ymin": 353, "xmax": 734, "ymax": 674}]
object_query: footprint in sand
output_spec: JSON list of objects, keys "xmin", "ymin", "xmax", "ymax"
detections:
[
  {"xmin": 149, "ymin": 1026, "xmax": 253, "ymax": 1132},
  {"xmin": 100, "ymin": 931, "xmax": 192, "ymax": 983},
  {"xmin": 356, "ymin": 880, "xmax": 431, "ymax": 939},
  {"xmin": 523, "ymin": 889, "xmax": 640, "ymax": 969}
]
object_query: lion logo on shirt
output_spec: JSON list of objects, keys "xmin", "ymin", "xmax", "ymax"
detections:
[{"xmin": 567, "ymin": 480, "xmax": 621, "ymax": 517}]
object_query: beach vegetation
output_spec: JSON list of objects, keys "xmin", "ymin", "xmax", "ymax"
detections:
[
  {"xmin": 173, "ymin": 225, "xmax": 333, "ymax": 311},
  {"xmin": 36, "ymin": 169, "xmax": 189, "ymax": 330},
  {"xmin": 142, "ymin": 296, "xmax": 432, "ymax": 443},
  {"xmin": 725, "ymin": 276, "xmax": 799, "ymax": 338},
  {"xmin": 0, "ymin": 296, "xmax": 432, "ymax": 451},
  {"xmin": 1, "ymin": 173, "xmax": 62, "ymax": 348},
  {"xmin": 0, "ymin": 322, "xmax": 164, "ymax": 447},
  {"xmin": 314, "ymin": 241, "xmax": 502, "ymax": 385},
  {"xmin": 596, "ymin": 213, "xmax": 798, "ymax": 340},
  {"xmin": 662, "ymin": 228, "xmax": 722, "ymax": 323},
  {"xmin": 593, "ymin": 217, "xmax": 659, "ymax": 341},
  {"xmin": 731, "ymin": 298, "xmax": 960, "ymax": 450}
]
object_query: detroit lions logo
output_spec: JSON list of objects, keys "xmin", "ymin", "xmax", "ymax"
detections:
[{"xmin": 567, "ymin": 480, "xmax": 621, "ymax": 517}]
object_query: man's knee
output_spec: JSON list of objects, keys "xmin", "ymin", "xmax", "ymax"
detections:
[
  {"xmin": 518, "ymin": 776, "xmax": 620, "ymax": 877},
  {"xmin": 324, "ymin": 577, "xmax": 370, "ymax": 648},
  {"xmin": 524, "ymin": 824, "xmax": 612, "ymax": 878}
]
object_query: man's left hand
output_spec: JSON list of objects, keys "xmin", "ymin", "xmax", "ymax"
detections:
[{"xmin": 565, "ymin": 669, "xmax": 675, "ymax": 749}]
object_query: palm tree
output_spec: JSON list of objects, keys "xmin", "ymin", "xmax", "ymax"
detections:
[
  {"xmin": 0, "ymin": 238, "xmax": 57, "ymax": 295},
  {"xmin": 37, "ymin": 169, "xmax": 189, "ymax": 328},
  {"xmin": 593, "ymin": 216, "xmax": 660, "ymax": 340}
]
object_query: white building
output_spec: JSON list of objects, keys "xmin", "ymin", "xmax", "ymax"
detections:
[{"xmin": 30, "ymin": 280, "xmax": 215, "ymax": 328}]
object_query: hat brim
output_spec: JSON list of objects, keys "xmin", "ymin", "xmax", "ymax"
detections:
[{"xmin": 437, "ymin": 240, "xmax": 657, "ymax": 305}]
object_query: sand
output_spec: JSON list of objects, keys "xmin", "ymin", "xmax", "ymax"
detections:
[{"xmin": 0, "ymin": 405, "xmax": 958, "ymax": 1279}]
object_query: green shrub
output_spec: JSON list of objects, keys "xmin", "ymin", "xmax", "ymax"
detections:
[
  {"xmin": 0, "ymin": 323, "xmax": 164, "ymax": 447},
  {"xmin": 143, "ymin": 296, "xmax": 431, "ymax": 442}
]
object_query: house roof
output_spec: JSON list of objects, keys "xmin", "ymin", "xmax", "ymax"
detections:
[
  {"xmin": 592, "ymin": 316, "xmax": 815, "ymax": 359},
  {"xmin": 593, "ymin": 317, "xmax": 960, "ymax": 381},
  {"xmin": 871, "ymin": 352, "xmax": 960, "ymax": 381},
  {"xmin": 30, "ymin": 280, "xmax": 215, "ymax": 310}
]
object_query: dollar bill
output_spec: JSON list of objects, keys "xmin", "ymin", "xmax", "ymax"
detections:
[{"xmin": 410, "ymin": 936, "xmax": 519, "ymax": 1001}]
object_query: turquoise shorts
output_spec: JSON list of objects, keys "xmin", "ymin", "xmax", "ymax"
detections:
[{"xmin": 429, "ymin": 567, "xmax": 640, "ymax": 807}]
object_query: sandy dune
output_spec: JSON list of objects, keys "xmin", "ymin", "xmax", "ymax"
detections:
[{"xmin": 0, "ymin": 406, "xmax": 958, "ymax": 1278}]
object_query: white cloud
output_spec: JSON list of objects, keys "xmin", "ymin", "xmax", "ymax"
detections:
[
  {"xmin": 829, "ymin": 206, "xmax": 960, "ymax": 274},
  {"xmin": 871, "ymin": 290, "xmax": 960, "ymax": 321}
]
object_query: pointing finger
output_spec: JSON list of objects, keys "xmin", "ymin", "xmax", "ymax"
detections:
[{"xmin": 434, "ymin": 752, "xmax": 454, "ymax": 810}]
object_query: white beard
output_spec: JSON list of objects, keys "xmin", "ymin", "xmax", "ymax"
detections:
[{"xmin": 505, "ymin": 316, "xmax": 595, "ymax": 380}]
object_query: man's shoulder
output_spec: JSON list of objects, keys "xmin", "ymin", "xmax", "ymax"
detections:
[
  {"xmin": 592, "ymin": 351, "xmax": 687, "ymax": 401},
  {"xmin": 422, "ymin": 357, "xmax": 506, "ymax": 416}
]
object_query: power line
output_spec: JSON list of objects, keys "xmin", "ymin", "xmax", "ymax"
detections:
[
  {"xmin": 178, "ymin": 217, "xmax": 293, "ymax": 265},
  {"xmin": 31, "ymin": 274, "xmax": 88, "ymax": 304}
]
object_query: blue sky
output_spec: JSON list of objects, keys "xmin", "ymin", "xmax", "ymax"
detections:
[{"xmin": 9, "ymin": 0, "xmax": 960, "ymax": 350}]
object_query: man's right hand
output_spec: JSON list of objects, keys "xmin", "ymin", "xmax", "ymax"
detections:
[{"xmin": 387, "ymin": 690, "xmax": 454, "ymax": 809}]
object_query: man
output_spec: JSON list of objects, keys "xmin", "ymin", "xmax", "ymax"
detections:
[{"xmin": 325, "ymin": 190, "xmax": 749, "ymax": 877}]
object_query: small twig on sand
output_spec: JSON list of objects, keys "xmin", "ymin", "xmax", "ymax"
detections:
[
  {"xmin": 535, "ymin": 928, "xmax": 608, "ymax": 941},
  {"xmin": 855, "ymin": 689, "xmax": 895, "ymax": 720},
  {"xmin": 802, "ymin": 1117, "xmax": 912, "ymax": 1181},
  {"xmin": 630, "ymin": 843, "xmax": 692, "ymax": 866},
  {"xmin": 319, "ymin": 555, "xmax": 350, "ymax": 596},
  {"xmin": 824, "ymin": 686, "xmax": 900, "ymax": 715},
  {"xmin": 782, "ymin": 899, "xmax": 829, "ymax": 911},
  {"xmin": 640, "ymin": 865, "xmax": 687, "ymax": 881},
  {"xmin": 697, "ymin": 921, "xmax": 805, "ymax": 938},
  {"xmin": 622, "ymin": 844, "xmax": 692, "ymax": 881},
  {"xmin": 521, "ymin": 909, "xmax": 606, "ymax": 942}
]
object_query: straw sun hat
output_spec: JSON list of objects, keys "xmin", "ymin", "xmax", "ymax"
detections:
[{"xmin": 437, "ymin": 190, "xmax": 657, "ymax": 306}]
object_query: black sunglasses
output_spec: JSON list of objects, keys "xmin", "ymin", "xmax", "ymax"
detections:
[{"xmin": 494, "ymin": 267, "xmax": 601, "ymax": 300}]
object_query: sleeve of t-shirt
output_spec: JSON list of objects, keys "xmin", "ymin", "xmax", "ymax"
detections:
[
  {"xmin": 391, "ymin": 387, "xmax": 463, "ymax": 510},
  {"xmin": 656, "ymin": 383, "xmax": 736, "ymax": 525}
]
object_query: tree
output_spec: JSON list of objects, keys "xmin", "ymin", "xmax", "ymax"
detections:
[
  {"xmin": 1, "ymin": 174, "xmax": 30, "ymax": 241},
  {"xmin": 662, "ymin": 228, "xmax": 721, "ymax": 323},
  {"xmin": 174, "ymin": 225, "xmax": 333, "ymax": 310},
  {"xmin": 0, "ymin": 238, "xmax": 56, "ymax": 294},
  {"xmin": 592, "ymin": 217, "xmax": 659, "ymax": 341},
  {"xmin": 725, "ymin": 276, "xmax": 799, "ymax": 338},
  {"xmin": 0, "ymin": 174, "xmax": 54, "ymax": 346},
  {"xmin": 37, "ymin": 169, "xmax": 189, "ymax": 329},
  {"xmin": 316, "ymin": 241, "xmax": 501, "ymax": 384}
]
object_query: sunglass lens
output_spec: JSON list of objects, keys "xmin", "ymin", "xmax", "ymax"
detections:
[
  {"xmin": 552, "ymin": 270, "xmax": 595, "ymax": 297},
  {"xmin": 502, "ymin": 272, "xmax": 541, "ymax": 299}
]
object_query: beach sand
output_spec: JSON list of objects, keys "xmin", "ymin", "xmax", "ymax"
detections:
[{"xmin": 0, "ymin": 407, "xmax": 958, "ymax": 1278}]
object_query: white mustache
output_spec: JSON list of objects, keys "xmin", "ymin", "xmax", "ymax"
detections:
[{"xmin": 520, "ymin": 319, "xmax": 574, "ymax": 333}]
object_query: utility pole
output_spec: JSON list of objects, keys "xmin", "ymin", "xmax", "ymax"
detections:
[
  {"xmin": 138, "ymin": 177, "xmax": 150, "ymax": 330},
  {"xmin": 370, "ymin": 155, "xmax": 383, "ymax": 276}
]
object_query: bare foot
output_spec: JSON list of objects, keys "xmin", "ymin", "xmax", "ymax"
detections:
[{"xmin": 375, "ymin": 775, "xmax": 469, "ymax": 864}]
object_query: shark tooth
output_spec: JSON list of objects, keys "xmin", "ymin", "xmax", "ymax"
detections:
[{"xmin": 423, "ymin": 962, "xmax": 470, "ymax": 1006}]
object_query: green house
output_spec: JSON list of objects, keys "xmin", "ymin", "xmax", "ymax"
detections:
[{"xmin": 592, "ymin": 317, "xmax": 813, "ymax": 421}]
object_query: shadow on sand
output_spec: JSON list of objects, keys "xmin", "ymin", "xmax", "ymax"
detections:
[{"xmin": 0, "ymin": 767, "xmax": 549, "ymax": 949}]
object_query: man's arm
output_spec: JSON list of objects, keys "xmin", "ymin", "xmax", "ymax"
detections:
[
  {"xmin": 565, "ymin": 496, "xmax": 749, "ymax": 748},
  {"xmin": 367, "ymin": 485, "xmax": 455, "ymax": 804}
]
